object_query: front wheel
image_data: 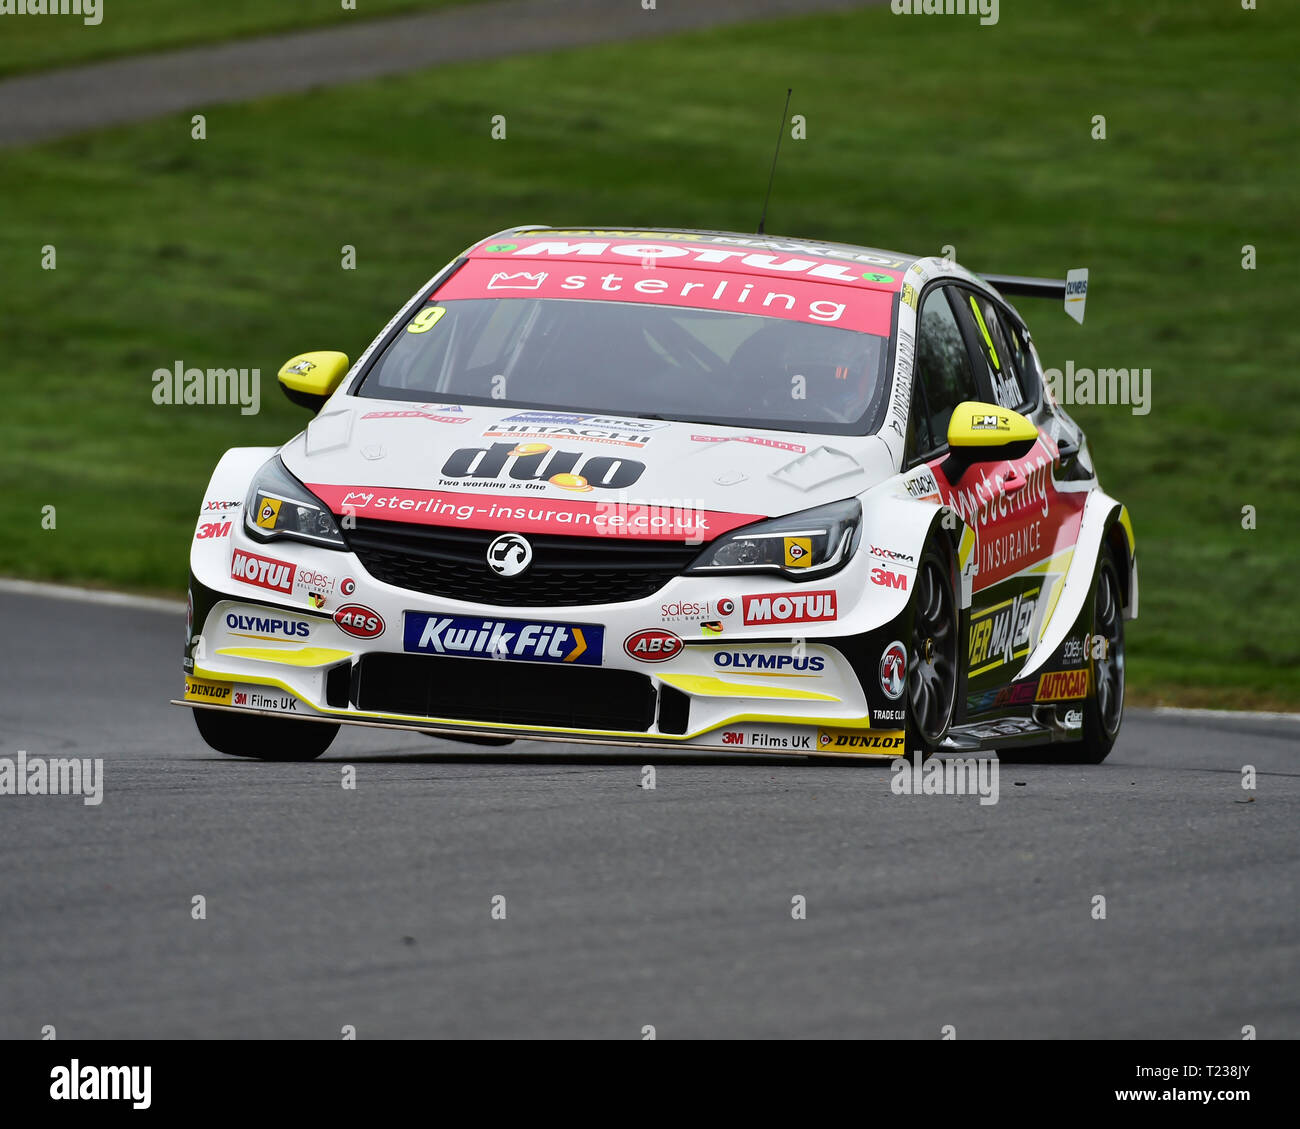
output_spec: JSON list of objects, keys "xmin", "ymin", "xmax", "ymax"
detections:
[
  {"xmin": 193, "ymin": 706, "xmax": 339, "ymax": 760},
  {"xmin": 906, "ymin": 546, "xmax": 959, "ymax": 756}
]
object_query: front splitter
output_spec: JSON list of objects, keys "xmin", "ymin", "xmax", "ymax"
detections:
[{"xmin": 171, "ymin": 700, "xmax": 905, "ymax": 759}]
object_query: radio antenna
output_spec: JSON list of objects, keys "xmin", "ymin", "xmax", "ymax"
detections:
[{"xmin": 756, "ymin": 88, "xmax": 792, "ymax": 236}]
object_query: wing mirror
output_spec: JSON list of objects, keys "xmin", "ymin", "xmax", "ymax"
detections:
[
  {"xmin": 942, "ymin": 401, "xmax": 1038, "ymax": 483},
  {"xmin": 277, "ymin": 351, "xmax": 350, "ymax": 412}
]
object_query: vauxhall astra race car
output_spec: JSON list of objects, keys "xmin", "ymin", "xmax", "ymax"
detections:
[{"xmin": 178, "ymin": 226, "xmax": 1136, "ymax": 763}]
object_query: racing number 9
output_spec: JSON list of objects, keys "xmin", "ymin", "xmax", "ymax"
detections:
[{"xmin": 407, "ymin": 306, "xmax": 447, "ymax": 334}]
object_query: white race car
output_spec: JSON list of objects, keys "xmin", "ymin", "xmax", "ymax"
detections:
[{"xmin": 179, "ymin": 226, "xmax": 1136, "ymax": 762}]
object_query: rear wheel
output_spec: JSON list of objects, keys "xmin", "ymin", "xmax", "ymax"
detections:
[
  {"xmin": 193, "ymin": 706, "xmax": 339, "ymax": 761},
  {"xmin": 906, "ymin": 547, "xmax": 959, "ymax": 756}
]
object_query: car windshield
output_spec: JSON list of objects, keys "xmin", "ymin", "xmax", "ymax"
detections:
[{"xmin": 357, "ymin": 297, "xmax": 893, "ymax": 434}]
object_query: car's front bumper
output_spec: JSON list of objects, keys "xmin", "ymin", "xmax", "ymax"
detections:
[{"xmin": 182, "ymin": 521, "xmax": 915, "ymax": 757}]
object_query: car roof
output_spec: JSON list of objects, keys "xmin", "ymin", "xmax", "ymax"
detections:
[{"xmin": 462, "ymin": 225, "xmax": 927, "ymax": 294}]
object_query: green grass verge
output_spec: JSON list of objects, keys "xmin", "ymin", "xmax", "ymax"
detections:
[
  {"xmin": 0, "ymin": 0, "xmax": 1295, "ymax": 708},
  {"xmin": 0, "ymin": 0, "xmax": 480, "ymax": 78}
]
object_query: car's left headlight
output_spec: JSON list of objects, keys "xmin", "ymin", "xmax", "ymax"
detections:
[
  {"xmin": 687, "ymin": 499, "xmax": 861, "ymax": 580},
  {"xmin": 243, "ymin": 457, "xmax": 345, "ymax": 548}
]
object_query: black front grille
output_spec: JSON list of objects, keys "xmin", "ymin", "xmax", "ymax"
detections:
[
  {"xmin": 353, "ymin": 652, "xmax": 658, "ymax": 731},
  {"xmin": 344, "ymin": 519, "xmax": 701, "ymax": 606}
]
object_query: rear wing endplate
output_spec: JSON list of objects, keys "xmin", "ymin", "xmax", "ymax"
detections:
[{"xmin": 980, "ymin": 268, "xmax": 1089, "ymax": 324}]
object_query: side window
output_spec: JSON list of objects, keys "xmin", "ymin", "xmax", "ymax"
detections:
[
  {"xmin": 964, "ymin": 291, "xmax": 1027, "ymax": 409},
  {"xmin": 1004, "ymin": 317, "xmax": 1042, "ymax": 406},
  {"xmin": 908, "ymin": 287, "xmax": 980, "ymax": 460}
]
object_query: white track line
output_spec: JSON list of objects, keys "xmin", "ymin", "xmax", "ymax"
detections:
[
  {"xmin": 0, "ymin": 577, "xmax": 184, "ymax": 614},
  {"xmin": 1152, "ymin": 706, "xmax": 1300, "ymax": 723}
]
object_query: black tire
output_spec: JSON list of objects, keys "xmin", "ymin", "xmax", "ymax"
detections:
[
  {"xmin": 905, "ymin": 545, "xmax": 960, "ymax": 756},
  {"xmin": 1000, "ymin": 546, "xmax": 1125, "ymax": 765},
  {"xmin": 1057, "ymin": 549, "xmax": 1125, "ymax": 764},
  {"xmin": 193, "ymin": 706, "xmax": 339, "ymax": 761}
]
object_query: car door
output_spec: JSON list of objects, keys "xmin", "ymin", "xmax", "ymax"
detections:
[
  {"xmin": 905, "ymin": 284, "xmax": 1052, "ymax": 698},
  {"xmin": 953, "ymin": 287, "xmax": 1088, "ymax": 698}
]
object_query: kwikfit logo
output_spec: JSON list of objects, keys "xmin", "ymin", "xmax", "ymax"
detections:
[{"xmin": 403, "ymin": 613, "xmax": 603, "ymax": 665}]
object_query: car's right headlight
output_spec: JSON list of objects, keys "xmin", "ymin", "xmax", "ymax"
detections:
[
  {"xmin": 686, "ymin": 499, "xmax": 861, "ymax": 580},
  {"xmin": 243, "ymin": 457, "xmax": 345, "ymax": 548}
]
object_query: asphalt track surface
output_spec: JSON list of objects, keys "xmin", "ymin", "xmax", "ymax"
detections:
[
  {"xmin": 0, "ymin": 0, "xmax": 881, "ymax": 147},
  {"xmin": 0, "ymin": 588, "xmax": 1297, "ymax": 1039}
]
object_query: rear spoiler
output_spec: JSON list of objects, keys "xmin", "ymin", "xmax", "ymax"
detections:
[{"xmin": 980, "ymin": 268, "xmax": 1089, "ymax": 324}]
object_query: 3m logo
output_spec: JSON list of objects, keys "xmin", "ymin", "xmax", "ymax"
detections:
[
  {"xmin": 870, "ymin": 567, "xmax": 907, "ymax": 590},
  {"xmin": 233, "ymin": 692, "xmax": 248, "ymax": 706},
  {"xmin": 721, "ymin": 731, "xmax": 744, "ymax": 745},
  {"xmin": 230, "ymin": 549, "xmax": 294, "ymax": 594},
  {"xmin": 1036, "ymin": 669, "xmax": 1090, "ymax": 701},
  {"xmin": 196, "ymin": 521, "xmax": 231, "ymax": 540},
  {"xmin": 741, "ymin": 591, "xmax": 836, "ymax": 625}
]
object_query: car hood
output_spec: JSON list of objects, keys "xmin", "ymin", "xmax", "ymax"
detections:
[{"xmin": 279, "ymin": 398, "xmax": 897, "ymax": 526}]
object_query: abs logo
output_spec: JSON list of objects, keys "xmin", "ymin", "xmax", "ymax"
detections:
[
  {"xmin": 879, "ymin": 640, "xmax": 907, "ymax": 700},
  {"xmin": 334, "ymin": 604, "xmax": 385, "ymax": 639},
  {"xmin": 441, "ymin": 442, "xmax": 645, "ymax": 493},
  {"xmin": 486, "ymin": 533, "xmax": 533, "ymax": 577},
  {"xmin": 624, "ymin": 629, "xmax": 682, "ymax": 662}
]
